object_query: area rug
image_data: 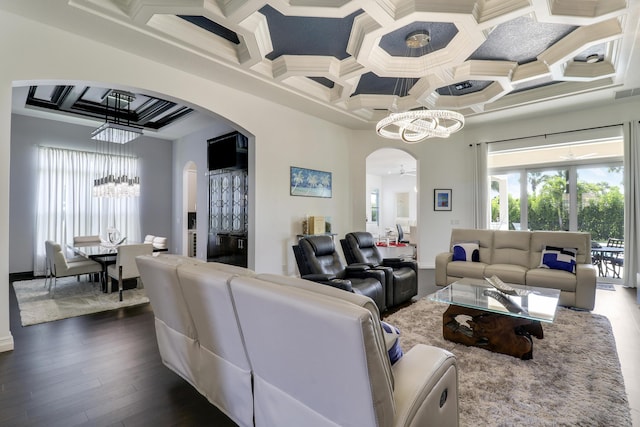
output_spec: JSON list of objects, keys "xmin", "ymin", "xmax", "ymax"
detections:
[
  {"xmin": 12, "ymin": 277, "xmax": 150, "ymax": 326},
  {"xmin": 596, "ymin": 282, "xmax": 616, "ymax": 291},
  {"xmin": 385, "ymin": 298, "xmax": 632, "ymax": 427}
]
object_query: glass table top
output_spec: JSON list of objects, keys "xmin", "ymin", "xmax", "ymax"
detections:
[{"xmin": 429, "ymin": 278, "xmax": 561, "ymax": 323}]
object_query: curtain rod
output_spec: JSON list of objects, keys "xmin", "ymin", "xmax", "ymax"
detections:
[
  {"xmin": 37, "ymin": 144, "xmax": 137, "ymax": 159},
  {"xmin": 469, "ymin": 123, "xmax": 624, "ymax": 147}
]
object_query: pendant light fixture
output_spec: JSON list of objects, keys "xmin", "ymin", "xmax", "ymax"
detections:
[
  {"xmin": 92, "ymin": 90, "xmax": 141, "ymax": 198},
  {"xmin": 376, "ymin": 30, "xmax": 465, "ymax": 143}
]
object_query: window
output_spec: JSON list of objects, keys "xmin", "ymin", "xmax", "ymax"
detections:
[
  {"xmin": 370, "ymin": 189, "xmax": 379, "ymax": 224},
  {"xmin": 34, "ymin": 146, "xmax": 141, "ymax": 275},
  {"xmin": 488, "ymin": 131, "xmax": 623, "ymax": 241}
]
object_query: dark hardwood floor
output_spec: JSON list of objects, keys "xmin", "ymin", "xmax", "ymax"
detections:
[
  {"xmin": 3, "ymin": 274, "xmax": 638, "ymax": 426},
  {"xmin": 0, "ymin": 275, "xmax": 239, "ymax": 427}
]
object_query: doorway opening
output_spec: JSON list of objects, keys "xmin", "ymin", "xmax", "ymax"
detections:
[
  {"xmin": 365, "ymin": 148, "xmax": 418, "ymax": 245},
  {"xmin": 183, "ymin": 161, "xmax": 197, "ymax": 257}
]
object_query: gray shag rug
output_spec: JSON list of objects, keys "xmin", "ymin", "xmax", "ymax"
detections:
[
  {"xmin": 13, "ymin": 277, "xmax": 149, "ymax": 326},
  {"xmin": 385, "ymin": 298, "xmax": 632, "ymax": 427}
]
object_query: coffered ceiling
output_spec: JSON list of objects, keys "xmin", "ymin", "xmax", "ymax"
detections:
[{"xmin": 5, "ymin": 0, "xmax": 640, "ymax": 131}]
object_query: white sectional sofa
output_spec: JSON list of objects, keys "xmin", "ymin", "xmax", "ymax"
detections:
[
  {"xmin": 137, "ymin": 254, "xmax": 459, "ymax": 427},
  {"xmin": 435, "ymin": 228, "xmax": 597, "ymax": 310}
]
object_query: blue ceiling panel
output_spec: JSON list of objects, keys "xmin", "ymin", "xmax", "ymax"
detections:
[
  {"xmin": 469, "ymin": 16, "xmax": 576, "ymax": 64},
  {"xmin": 261, "ymin": 6, "xmax": 362, "ymax": 60},
  {"xmin": 353, "ymin": 72, "xmax": 417, "ymax": 96}
]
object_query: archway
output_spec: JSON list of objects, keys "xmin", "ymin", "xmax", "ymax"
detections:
[{"xmin": 365, "ymin": 148, "xmax": 418, "ymax": 244}]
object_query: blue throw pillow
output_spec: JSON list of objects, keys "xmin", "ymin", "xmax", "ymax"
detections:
[
  {"xmin": 452, "ymin": 243, "xmax": 480, "ymax": 262},
  {"xmin": 380, "ymin": 321, "xmax": 403, "ymax": 365},
  {"xmin": 540, "ymin": 246, "xmax": 577, "ymax": 274}
]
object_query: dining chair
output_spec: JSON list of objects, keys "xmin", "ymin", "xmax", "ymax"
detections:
[
  {"xmin": 44, "ymin": 239, "xmax": 91, "ymax": 288},
  {"xmin": 46, "ymin": 240, "xmax": 103, "ymax": 297},
  {"xmin": 69, "ymin": 235, "xmax": 102, "ymax": 263},
  {"xmin": 107, "ymin": 243, "xmax": 154, "ymax": 301},
  {"xmin": 604, "ymin": 238, "xmax": 624, "ymax": 278},
  {"xmin": 152, "ymin": 236, "xmax": 168, "ymax": 250}
]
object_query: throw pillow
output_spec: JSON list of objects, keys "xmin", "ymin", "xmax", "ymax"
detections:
[
  {"xmin": 452, "ymin": 242, "xmax": 480, "ymax": 262},
  {"xmin": 540, "ymin": 245, "xmax": 577, "ymax": 274},
  {"xmin": 380, "ymin": 321, "xmax": 403, "ymax": 365}
]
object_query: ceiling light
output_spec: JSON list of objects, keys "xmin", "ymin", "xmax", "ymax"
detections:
[
  {"xmin": 585, "ymin": 54, "xmax": 600, "ymax": 64},
  {"xmin": 92, "ymin": 90, "xmax": 141, "ymax": 198},
  {"xmin": 376, "ymin": 31, "xmax": 464, "ymax": 143},
  {"xmin": 91, "ymin": 90, "xmax": 142, "ymax": 144},
  {"xmin": 91, "ymin": 122, "xmax": 142, "ymax": 144}
]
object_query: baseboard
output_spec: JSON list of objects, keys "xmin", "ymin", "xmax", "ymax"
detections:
[
  {"xmin": 9, "ymin": 271, "xmax": 35, "ymax": 282},
  {"xmin": 0, "ymin": 334, "xmax": 14, "ymax": 352}
]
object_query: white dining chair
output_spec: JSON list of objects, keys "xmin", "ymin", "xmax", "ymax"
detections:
[
  {"xmin": 47, "ymin": 240, "xmax": 103, "ymax": 297},
  {"xmin": 152, "ymin": 236, "xmax": 168, "ymax": 250},
  {"xmin": 107, "ymin": 243, "xmax": 154, "ymax": 301}
]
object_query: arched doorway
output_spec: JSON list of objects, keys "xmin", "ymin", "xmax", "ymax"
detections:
[{"xmin": 365, "ymin": 148, "xmax": 418, "ymax": 244}]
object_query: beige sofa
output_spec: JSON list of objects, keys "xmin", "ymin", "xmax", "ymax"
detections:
[
  {"xmin": 435, "ymin": 229, "xmax": 597, "ymax": 310},
  {"xmin": 137, "ymin": 254, "xmax": 459, "ymax": 427}
]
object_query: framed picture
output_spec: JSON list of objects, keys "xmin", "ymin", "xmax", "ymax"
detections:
[
  {"xmin": 434, "ymin": 189, "xmax": 452, "ymax": 211},
  {"xmin": 290, "ymin": 166, "xmax": 332, "ymax": 198}
]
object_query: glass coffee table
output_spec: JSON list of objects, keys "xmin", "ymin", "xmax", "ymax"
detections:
[{"xmin": 429, "ymin": 278, "xmax": 561, "ymax": 359}]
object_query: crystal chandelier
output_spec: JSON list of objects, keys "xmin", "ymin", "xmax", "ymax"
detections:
[
  {"xmin": 92, "ymin": 90, "xmax": 141, "ymax": 198},
  {"xmin": 376, "ymin": 31, "xmax": 465, "ymax": 143}
]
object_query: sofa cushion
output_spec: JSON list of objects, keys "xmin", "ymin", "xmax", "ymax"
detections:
[
  {"xmin": 491, "ymin": 230, "xmax": 531, "ymax": 267},
  {"xmin": 450, "ymin": 228, "xmax": 493, "ymax": 264},
  {"xmin": 530, "ymin": 231, "xmax": 590, "ymax": 267},
  {"xmin": 452, "ymin": 243, "xmax": 479, "ymax": 262},
  {"xmin": 483, "ymin": 264, "xmax": 527, "ymax": 285},
  {"xmin": 540, "ymin": 246, "xmax": 577, "ymax": 274},
  {"xmin": 526, "ymin": 267, "xmax": 577, "ymax": 292},
  {"xmin": 447, "ymin": 261, "xmax": 488, "ymax": 280}
]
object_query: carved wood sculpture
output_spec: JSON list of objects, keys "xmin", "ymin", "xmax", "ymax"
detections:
[{"xmin": 443, "ymin": 305, "xmax": 544, "ymax": 360}]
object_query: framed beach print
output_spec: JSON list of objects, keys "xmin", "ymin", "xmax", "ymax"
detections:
[
  {"xmin": 434, "ymin": 189, "xmax": 452, "ymax": 211},
  {"xmin": 290, "ymin": 166, "xmax": 332, "ymax": 198}
]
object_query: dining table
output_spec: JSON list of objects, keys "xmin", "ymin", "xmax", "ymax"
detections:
[{"xmin": 68, "ymin": 242, "xmax": 167, "ymax": 292}]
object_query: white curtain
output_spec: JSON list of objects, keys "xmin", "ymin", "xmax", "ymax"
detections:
[
  {"xmin": 473, "ymin": 142, "xmax": 489, "ymax": 229},
  {"xmin": 623, "ymin": 121, "xmax": 639, "ymax": 290},
  {"xmin": 34, "ymin": 146, "xmax": 141, "ymax": 276}
]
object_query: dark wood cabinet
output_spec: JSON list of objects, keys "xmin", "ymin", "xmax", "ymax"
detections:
[{"xmin": 207, "ymin": 132, "xmax": 248, "ymax": 267}]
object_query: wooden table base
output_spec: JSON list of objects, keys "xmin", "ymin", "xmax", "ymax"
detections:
[{"xmin": 443, "ymin": 305, "xmax": 544, "ymax": 360}]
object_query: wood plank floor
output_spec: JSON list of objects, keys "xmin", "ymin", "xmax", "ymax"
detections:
[
  {"xmin": 2, "ymin": 274, "xmax": 638, "ymax": 426},
  {"xmin": 1, "ymin": 275, "xmax": 239, "ymax": 427}
]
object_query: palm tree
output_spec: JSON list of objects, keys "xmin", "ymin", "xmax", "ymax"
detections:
[{"xmin": 528, "ymin": 172, "xmax": 546, "ymax": 194}]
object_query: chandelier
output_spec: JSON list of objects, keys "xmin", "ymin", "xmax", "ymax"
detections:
[
  {"xmin": 92, "ymin": 90, "xmax": 141, "ymax": 198},
  {"xmin": 375, "ymin": 31, "xmax": 465, "ymax": 143}
]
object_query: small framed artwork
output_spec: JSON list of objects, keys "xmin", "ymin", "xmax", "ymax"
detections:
[
  {"xmin": 434, "ymin": 189, "xmax": 452, "ymax": 211},
  {"xmin": 290, "ymin": 166, "xmax": 332, "ymax": 198}
]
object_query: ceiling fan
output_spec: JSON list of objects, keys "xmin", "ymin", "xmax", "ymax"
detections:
[
  {"xmin": 559, "ymin": 148, "xmax": 597, "ymax": 161},
  {"xmin": 397, "ymin": 164, "xmax": 416, "ymax": 177}
]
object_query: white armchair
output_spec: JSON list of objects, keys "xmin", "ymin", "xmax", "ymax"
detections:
[{"xmin": 107, "ymin": 243, "xmax": 153, "ymax": 301}]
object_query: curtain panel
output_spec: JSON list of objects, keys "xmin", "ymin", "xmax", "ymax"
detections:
[
  {"xmin": 623, "ymin": 121, "xmax": 639, "ymax": 290},
  {"xmin": 473, "ymin": 142, "xmax": 489, "ymax": 229},
  {"xmin": 34, "ymin": 146, "xmax": 141, "ymax": 276}
]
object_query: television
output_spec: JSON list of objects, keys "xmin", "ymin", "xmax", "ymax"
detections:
[{"xmin": 208, "ymin": 131, "xmax": 248, "ymax": 171}]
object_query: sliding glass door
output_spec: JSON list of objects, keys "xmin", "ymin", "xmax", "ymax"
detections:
[{"xmin": 488, "ymin": 135, "xmax": 624, "ymax": 242}]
